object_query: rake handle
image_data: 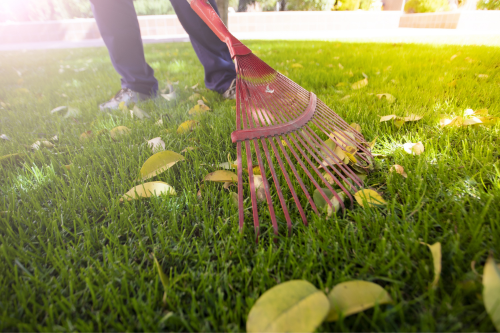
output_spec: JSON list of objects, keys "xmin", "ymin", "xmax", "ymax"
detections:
[{"xmin": 188, "ymin": 0, "xmax": 252, "ymax": 58}]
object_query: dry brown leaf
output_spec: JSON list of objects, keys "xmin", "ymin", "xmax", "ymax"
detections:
[
  {"xmin": 32, "ymin": 140, "xmax": 54, "ymax": 150},
  {"xmin": 352, "ymin": 78, "xmax": 368, "ymax": 90},
  {"xmin": 403, "ymin": 142, "xmax": 424, "ymax": 155},
  {"xmin": 380, "ymin": 115, "xmax": 397, "ymax": 122},
  {"xmin": 253, "ymin": 175, "xmax": 266, "ymax": 203},
  {"xmin": 440, "ymin": 116, "xmax": 463, "ymax": 128},
  {"xmin": 390, "ymin": 164, "xmax": 407, "ymax": 178},
  {"xmin": 180, "ymin": 146, "xmax": 195, "ymax": 153},
  {"xmin": 350, "ymin": 123, "xmax": 361, "ymax": 133},
  {"xmin": 477, "ymin": 74, "xmax": 489, "ymax": 79},
  {"xmin": 404, "ymin": 114, "xmax": 423, "ymax": 122},
  {"xmin": 80, "ymin": 131, "xmax": 92, "ymax": 140}
]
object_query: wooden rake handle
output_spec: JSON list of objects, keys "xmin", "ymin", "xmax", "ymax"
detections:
[
  {"xmin": 231, "ymin": 92, "xmax": 318, "ymax": 143},
  {"xmin": 188, "ymin": 0, "xmax": 252, "ymax": 58}
]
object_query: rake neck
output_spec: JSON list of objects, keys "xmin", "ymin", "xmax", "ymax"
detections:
[
  {"xmin": 231, "ymin": 92, "xmax": 318, "ymax": 143},
  {"xmin": 189, "ymin": 0, "xmax": 252, "ymax": 58}
]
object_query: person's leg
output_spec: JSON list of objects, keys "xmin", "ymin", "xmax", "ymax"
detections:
[
  {"xmin": 170, "ymin": 0, "xmax": 236, "ymax": 94},
  {"xmin": 90, "ymin": 0, "xmax": 158, "ymax": 96}
]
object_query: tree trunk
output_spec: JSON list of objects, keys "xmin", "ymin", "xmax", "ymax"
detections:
[{"xmin": 215, "ymin": 0, "xmax": 229, "ymax": 26}]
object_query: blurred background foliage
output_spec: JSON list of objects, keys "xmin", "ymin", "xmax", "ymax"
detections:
[{"xmin": 0, "ymin": 0, "xmax": 496, "ymax": 22}]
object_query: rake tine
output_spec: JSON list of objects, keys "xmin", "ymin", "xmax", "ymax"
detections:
[
  {"xmin": 301, "ymin": 125, "xmax": 364, "ymax": 189},
  {"xmin": 236, "ymin": 142, "xmax": 244, "ymax": 230},
  {"xmin": 282, "ymin": 134, "xmax": 343, "ymax": 211},
  {"xmin": 244, "ymin": 141, "xmax": 260, "ymax": 238},
  {"xmin": 252, "ymin": 139, "xmax": 279, "ymax": 236},
  {"xmin": 288, "ymin": 132, "xmax": 348, "ymax": 210}
]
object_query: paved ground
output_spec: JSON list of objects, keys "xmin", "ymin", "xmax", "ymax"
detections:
[{"xmin": 1, "ymin": 28, "xmax": 499, "ymax": 51}]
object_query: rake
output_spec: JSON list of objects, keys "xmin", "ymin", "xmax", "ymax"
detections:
[{"xmin": 189, "ymin": 0, "xmax": 374, "ymax": 236}]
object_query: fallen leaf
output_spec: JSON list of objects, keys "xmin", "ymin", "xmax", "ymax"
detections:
[
  {"xmin": 253, "ymin": 175, "xmax": 266, "ymax": 203},
  {"xmin": 313, "ymin": 188, "xmax": 343, "ymax": 212},
  {"xmin": 394, "ymin": 118, "xmax": 405, "ymax": 129},
  {"xmin": 440, "ymin": 116, "xmax": 463, "ymax": 128},
  {"xmin": 421, "ymin": 242, "xmax": 441, "ymax": 288},
  {"xmin": 64, "ymin": 164, "xmax": 71, "ymax": 170},
  {"xmin": 155, "ymin": 119, "xmax": 163, "ymax": 126},
  {"xmin": 376, "ymin": 93, "xmax": 395, "ymax": 103},
  {"xmin": 450, "ymin": 53, "xmax": 459, "ymax": 61},
  {"xmin": 147, "ymin": 137, "xmax": 165, "ymax": 152},
  {"xmin": 380, "ymin": 115, "xmax": 397, "ymax": 122},
  {"xmin": 247, "ymin": 280, "xmax": 329, "ymax": 333},
  {"xmin": 339, "ymin": 95, "xmax": 350, "ymax": 101},
  {"xmin": 326, "ymin": 280, "xmax": 392, "ymax": 321},
  {"xmin": 0, "ymin": 134, "xmax": 10, "ymax": 141},
  {"xmin": 80, "ymin": 131, "xmax": 92, "ymax": 140},
  {"xmin": 350, "ymin": 123, "xmax": 361, "ymax": 133},
  {"xmin": 229, "ymin": 192, "xmax": 238, "ymax": 207},
  {"xmin": 354, "ymin": 189, "xmax": 386, "ymax": 207},
  {"xmin": 483, "ymin": 256, "xmax": 500, "ymax": 331},
  {"xmin": 32, "ymin": 140, "xmax": 54, "ymax": 150},
  {"xmin": 390, "ymin": 164, "xmax": 407, "ymax": 178},
  {"xmin": 177, "ymin": 120, "xmax": 197, "ymax": 134},
  {"xmin": 473, "ymin": 109, "xmax": 489, "ymax": 116},
  {"xmin": 448, "ymin": 80, "xmax": 457, "ymax": 87},
  {"xmin": 403, "ymin": 142, "xmax": 424, "ymax": 155},
  {"xmin": 252, "ymin": 166, "xmax": 262, "ymax": 175},
  {"xmin": 352, "ymin": 78, "xmax": 368, "ymax": 90},
  {"xmin": 204, "ymin": 170, "xmax": 238, "ymax": 183},
  {"xmin": 404, "ymin": 114, "xmax": 423, "ymax": 122},
  {"xmin": 161, "ymin": 92, "xmax": 177, "ymax": 101},
  {"xmin": 188, "ymin": 104, "xmax": 210, "ymax": 116},
  {"xmin": 333, "ymin": 131, "xmax": 356, "ymax": 148},
  {"xmin": 50, "ymin": 106, "xmax": 67, "ymax": 114},
  {"xmin": 327, "ymin": 193, "xmax": 346, "ymax": 216},
  {"xmin": 335, "ymin": 82, "xmax": 345, "ymax": 87},
  {"xmin": 291, "ymin": 63, "xmax": 303, "ymax": 68},
  {"xmin": 368, "ymin": 136, "xmax": 378, "ymax": 149},
  {"xmin": 120, "ymin": 181, "xmax": 176, "ymax": 201},
  {"xmin": 465, "ymin": 57, "xmax": 474, "ymax": 63},
  {"xmin": 110, "ymin": 126, "xmax": 131, "ymax": 139},
  {"xmin": 139, "ymin": 150, "xmax": 185, "ymax": 181},
  {"xmin": 131, "ymin": 105, "xmax": 151, "ymax": 120},
  {"xmin": 338, "ymin": 63, "xmax": 344, "ymax": 70},
  {"xmin": 477, "ymin": 74, "xmax": 489, "ymax": 79},
  {"xmin": 478, "ymin": 116, "xmax": 499, "ymax": 126},
  {"xmin": 191, "ymin": 83, "xmax": 199, "ymax": 89},
  {"xmin": 462, "ymin": 117, "xmax": 483, "ymax": 126},
  {"xmin": 180, "ymin": 146, "xmax": 195, "ymax": 153}
]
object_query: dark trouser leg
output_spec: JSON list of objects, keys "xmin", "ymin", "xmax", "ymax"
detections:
[
  {"xmin": 170, "ymin": 0, "xmax": 236, "ymax": 94},
  {"xmin": 90, "ymin": 0, "xmax": 158, "ymax": 96}
]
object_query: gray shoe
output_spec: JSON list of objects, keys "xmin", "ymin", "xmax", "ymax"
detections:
[
  {"xmin": 99, "ymin": 88, "xmax": 153, "ymax": 111},
  {"xmin": 222, "ymin": 79, "xmax": 236, "ymax": 100}
]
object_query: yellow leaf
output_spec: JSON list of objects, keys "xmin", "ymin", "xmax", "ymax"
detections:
[
  {"xmin": 403, "ymin": 142, "xmax": 424, "ymax": 155},
  {"xmin": 177, "ymin": 120, "xmax": 197, "ymax": 134},
  {"xmin": 440, "ymin": 116, "xmax": 463, "ymax": 128},
  {"xmin": 204, "ymin": 170, "xmax": 238, "ymax": 183},
  {"xmin": 118, "ymin": 101, "xmax": 128, "ymax": 113},
  {"xmin": 110, "ymin": 126, "xmax": 131, "ymax": 139},
  {"xmin": 326, "ymin": 281, "xmax": 392, "ymax": 321},
  {"xmin": 380, "ymin": 115, "xmax": 397, "ymax": 122},
  {"xmin": 120, "ymin": 181, "xmax": 176, "ymax": 201},
  {"xmin": 281, "ymin": 140, "xmax": 288, "ymax": 147},
  {"xmin": 478, "ymin": 116, "xmax": 499, "ymax": 126},
  {"xmin": 390, "ymin": 164, "xmax": 407, "ymax": 178},
  {"xmin": 80, "ymin": 131, "xmax": 92, "ymax": 140},
  {"xmin": 394, "ymin": 118, "xmax": 405, "ymax": 128},
  {"xmin": 350, "ymin": 123, "xmax": 361, "ymax": 133},
  {"xmin": 139, "ymin": 150, "xmax": 185, "ymax": 181},
  {"xmin": 421, "ymin": 242, "xmax": 441, "ymax": 288},
  {"xmin": 253, "ymin": 166, "xmax": 261, "ymax": 175},
  {"xmin": 327, "ymin": 193, "xmax": 345, "ymax": 217},
  {"xmin": 131, "ymin": 105, "xmax": 150, "ymax": 120},
  {"xmin": 450, "ymin": 54, "xmax": 459, "ymax": 61},
  {"xmin": 247, "ymin": 280, "xmax": 330, "ymax": 333},
  {"xmin": 404, "ymin": 114, "xmax": 423, "ymax": 122},
  {"xmin": 483, "ymin": 256, "xmax": 500, "ymax": 331},
  {"xmin": 368, "ymin": 136, "xmax": 378, "ymax": 149},
  {"xmin": 478, "ymin": 74, "xmax": 489, "ymax": 79},
  {"xmin": 188, "ymin": 104, "xmax": 210, "ymax": 116},
  {"xmin": 338, "ymin": 63, "xmax": 344, "ymax": 70},
  {"xmin": 376, "ymin": 93, "xmax": 395, "ymax": 103},
  {"xmin": 462, "ymin": 117, "xmax": 483, "ymax": 126},
  {"xmin": 352, "ymin": 78, "xmax": 368, "ymax": 90},
  {"xmin": 354, "ymin": 189, "xmax": 386, "ymax": 207},
  {"xmin": 291, "ymin": 63, "xmax": 303, "ymax": 68},
  {"xmin": 64, "ymin": 164, "xmax": 72, "ymax": 171},
  {"xmin": 333, "ymin": 131, "xmax": 356, "ymax": 148},
  {"xmin": 339, "ymin": 95, "xmax": 350, "ymax": 101},
  {"xmin": 188, "ymin": 93, "xmax": 201, "ymax": 101},
  {"xmin": 448, "ymin": 80, "xmax": 457, "ymax": 87},
  {"xmin": 335, "ymin": 82, "xmax": 345, "ymax": 87},
  {"xmin": 474, "ymin": 109, "xmax": 489, "ymax": 116}
]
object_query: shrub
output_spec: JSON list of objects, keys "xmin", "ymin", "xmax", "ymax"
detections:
[
  {"xmin": 477, "ymin": 0, "xmax": 500, "ymax": 9},
  {"xmin": 332, "ymin": 0, "xmax": 361, "ymax": 10},
  {"xmin": 404, "ymin": 0, "xmax": 449, "ymax": 13}
]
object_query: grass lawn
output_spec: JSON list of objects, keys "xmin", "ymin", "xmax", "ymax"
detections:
[{"xmin": 1, "ymin": 40, "xmax": 500, "ymax": 331}]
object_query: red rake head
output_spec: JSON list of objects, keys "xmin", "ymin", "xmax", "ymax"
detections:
[{"xmin": 189, "ymin": 0, "xmax": 374, "ymax": 238}]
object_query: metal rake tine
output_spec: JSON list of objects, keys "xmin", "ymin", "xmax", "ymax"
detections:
[
  {"xmin": 260, "ymin": 138, "xmax": 293, "ymax": 233},
  {"xmin": 276, "ymin": 138, "xmax": 319, "ymax": 218},
  {"xmin": 282, "ymin": 134, "xmax": 344, "ymax": 211},
  {"xmin": 244, "ymin": 141, "xmax": 260, "ymax": 237},
  {"xmin": 288, "ymin": 132, "xmax": 348, "ymax": 210},
  {"xmin": 301, "ymin": 125, "xmax": 364, "ymax": 189},
  {"xmin": 236, "ymin": 142, "xmax": 244, "ymax": 231},
  {"xmin": 252, "ymin": 139, "xmax": 279, "ymax": 236}
]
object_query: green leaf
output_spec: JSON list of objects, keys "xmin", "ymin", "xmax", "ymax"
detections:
[
  {"xmin": 120, "ymin": 181, "xmax": 176, "ymax": 201},
  {"xmin": 327, "ymin": 280, "xmax": 392, "ymax": 321},
  {"xmin": 139, "ymin": 151, "xmax": 185, "ymax": 181},
  {"xmin": 483, "ymin": 256, "xmax": 500, "ymax": 331},
  {"xmin": 421, "ymin": 242, "xmax": 441, "ymax": 288},
  {"xmin": 204, "ymin": 170, "xmax": 238, "ymax": 183},
  {"xmin": 247, "ymin": 280, "xmax": 330, "ymax": 333},
  {"xmin": 313, "ymin": 188, "xmax": 335, "ymax": 211}
]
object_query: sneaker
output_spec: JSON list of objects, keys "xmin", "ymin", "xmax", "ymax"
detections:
[
  {"xmin": 222, "ymin": 79, "xmax": 236, "ymax": 100},
  {"xmin": 99, "ymin": 88, "xmax": 153, "ymax": 111}
]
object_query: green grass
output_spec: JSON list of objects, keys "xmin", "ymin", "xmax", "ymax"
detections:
[{"xmin": 1, "ymin": 40, "xmax": 500, "ymax": 331}]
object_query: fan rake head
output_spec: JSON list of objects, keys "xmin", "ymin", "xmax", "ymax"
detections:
[
  {"xmin": 231, "ymin": 53, "xmax": 373, "ymax": 237},
  {"xmin": 188, "ymin": 0, "xmax": 374, "ymax": 238}
]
